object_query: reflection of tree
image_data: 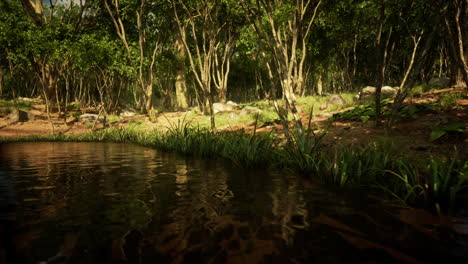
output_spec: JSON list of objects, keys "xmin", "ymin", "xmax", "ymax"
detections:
[
  {"xmin": 2, "ymin": 142, "xmax": 157, "ymax": 262},
  {"xmin": 150, "ymin": 165, "xmax": 310, "ymax": 262},
  {"xmin": 4, "ymin": 142, "xmax": 313, "ymax": 262},
  {"xmin": 270, "ymin": 177, "xmax": 309, "ymax": 245}
]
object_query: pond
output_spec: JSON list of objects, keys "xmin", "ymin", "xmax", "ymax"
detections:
[{"xmin": 0, "ymin": 142, "xmax": 467, "ymax": 263}]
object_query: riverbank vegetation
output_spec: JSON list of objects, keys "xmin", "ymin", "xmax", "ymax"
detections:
[
  {"xmin": 0, "ymin": 1, "xmax": 467, "ymax": 215},
  {"xmin": 1, "ymin": 120, "xmax": 467, "ymax": 216}
]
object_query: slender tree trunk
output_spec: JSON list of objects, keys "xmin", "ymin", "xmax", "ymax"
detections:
[
  {"xmin": 317, "ymin": 73, "xmax": 323, "ymax": 96},
  {"xmin": 0, "ymin": 67, "xmax": 3, "ymax": 97},
  {"xmin": 174, "ymin": 31, "xmax": 189, "ymax": 110}
]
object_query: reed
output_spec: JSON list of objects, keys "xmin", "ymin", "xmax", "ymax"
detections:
[{"xmin": 1, "ymin": 124, "xmax": 466, "ymax": 215}]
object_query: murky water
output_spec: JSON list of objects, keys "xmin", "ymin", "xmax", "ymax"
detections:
[{"xmin": 0, "ymin": 142, "xmax": 466, "ymax": 263}]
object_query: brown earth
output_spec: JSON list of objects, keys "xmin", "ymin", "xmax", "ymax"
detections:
[{"xmin": 1, "ymin": 87, "xmax": 466, "ymax": 158}]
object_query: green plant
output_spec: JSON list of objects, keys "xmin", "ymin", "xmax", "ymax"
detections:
[
  {"xmin": 280, "ymin": 128, "xmax": 327, "ymax": 175},
  {"xmin": 222, "ymin": 131, "xmax": 276, "ymax": 168},
  {"xmin": 440, "ymin": 92, "xmax": 463, "ymax": 110},
  {"xmin": 0, "ymin": 99, "xmax": 33, "ymax": 111},
  {"xmin": 367, "ymin": 148, "xmax": 467, "ymax": 214},
  {"xmin": 424, "ymin": 122, "xmax": 467, "ymax": 141}
]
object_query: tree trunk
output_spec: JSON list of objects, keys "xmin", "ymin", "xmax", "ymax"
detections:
[
  {"xmin": 43, "ymin": 63, "xmax": 57, "ymax": 111},
  {"xmin": 0, "ymin": 68, "xmax": 3, "ymax": 97},
  {"xmin": 174, "ymin": 32, "xmax": 189, "ymax": 110},
  {"xmin": 144, "ymin": 82, "xmax": 153, "ymax": 113},
  {"xmin": 317, "ymin": 74, "xmax": 323, "ymax": 96}
]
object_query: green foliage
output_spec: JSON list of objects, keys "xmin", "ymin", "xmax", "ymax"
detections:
[
  {"xmin": 379, "ymin": 155, "xmax": 467, "ymax": 214},
  {"xmin": 439, "ymin": 92, "xmax": 463, "ymax": 110},
  {"xmin": 280, "ymin": 128, "xmax": 327, "ymax": 175},
  {"xmin": 424, "ymin": 122, "xmax": 467, "ymax": 142},
  {"xmin": 0, "ymin": 99, "xmax": 33, "ymax": 111},
  {"xmin": 333, "ymin": 102, "xmax": 439, "ymax": 122},
  {"xmin": 222, "ymin": 131, "xmax": 277, "ymax": 168},
  {"xmin": 1, "ymin": 125, "xmax": 466, "ymax": 214}
]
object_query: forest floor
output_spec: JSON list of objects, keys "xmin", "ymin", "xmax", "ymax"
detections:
[{"xmin": 0, "ymin": 87, "xmax": 467, "ymax": 159}]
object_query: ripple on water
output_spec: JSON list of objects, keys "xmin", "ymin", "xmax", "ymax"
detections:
[{"xmin": 0, "ymin": 142, "xmax": 466, "ymax": 263}]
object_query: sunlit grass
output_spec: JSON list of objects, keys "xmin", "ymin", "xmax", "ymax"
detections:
[{"xmin": 0, "ymin": 99, "xmax": 33, "ymax": 112}]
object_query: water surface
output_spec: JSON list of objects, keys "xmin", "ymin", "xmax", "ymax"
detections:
[{"xmin": 0, "ymin": 142, "xmax": 466, "ymax": 263}]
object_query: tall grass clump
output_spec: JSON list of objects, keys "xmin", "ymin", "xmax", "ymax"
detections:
[
  {"xmin": 378, "ymin": 155, "xmax": 468, "ymax": 214},
  {"xmin": 279, "ymin": 128, "xmax": 327, "ymax": 176},
  {"xmin": 152, "ymin": 120, "xmax": 223, "ymax": 157},
  {"xmin": 222, "ymin": 130, "xmax": 277, "ymax": 168},
  {"xmin": 317, "ymin": 143, "xmax": 395, "ymax": 187}
]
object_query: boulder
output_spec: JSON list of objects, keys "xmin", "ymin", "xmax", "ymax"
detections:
[
  {"xmin": 359, "ymin": 85, "xmax": 397, "ymax": 99},
  {"xmin": 327, "ymin": 94, "xmax": 346, "ymax": 105},
  {"xmin": 428, "ymin": 77, "xmax": 450, "ymax": 87},
  {"xmin": 382, "ymin": 86, "xmax": 398, "ymax": 97},
  {"xmin": 361, "ymin": 86, "xmax": 376, "ymax": 97},
  {"xmin": 240, "ymin": 106, "xmax": 262, "ymax": 115},
  {"xmin": 226, "ymin": 101, "xmax": 239, "ymax": 108},
  {"xmin": 213, "ymin": 102, "xmax": 238, "ymax": 114},
  {"xmin": 79, "ymin": 113, "xmax": 104, "ymax": 124},
  {"xmin": 120, "ymin": 107, "xmax": 137, "ymax": 117},
  {"xmin": 213, "ymin": 103, "xmax": 231, "ymax": 114},
  {"xmin": 9, "ymin": 110, "xmax": 29, "ymax": 122},
  {"xmin": 320, "ymin": 94, "xmax": 345, "ymax": 110}
]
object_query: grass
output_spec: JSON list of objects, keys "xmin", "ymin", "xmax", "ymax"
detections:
[
  {"xmin": 1, "ymin": 92, "xmax": 466, "ymax": 215},
  {"xmin": 194, "ymin": 112, "xmax": 256, "ymax": 129},
  {"xmin": 1, "ymin": 123, "xmax": 466, "ymax": 215},
  {"xmin": 0, "ymin": 99, "xmax": 33, "ymax": 112},
  {"xmin": 440, "ymin": 92, "xmax": 463, "ymax": 110}
]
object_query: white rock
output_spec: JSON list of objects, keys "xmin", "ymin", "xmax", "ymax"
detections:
[
  {"xmin": 120, "ymin": 108, "xmax": 137, "ymax": 117},
  {"xmin": 240, "ymin": 106, "xmax": 262, "ymax": 115},
  {"xmin": 79, "ymin": 114, "xmax": 104, "ymax": 123}
]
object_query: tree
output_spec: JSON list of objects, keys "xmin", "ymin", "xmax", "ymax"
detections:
[
  {"xmin": 242, "ymin": 0, "xmax": 322, "ymax": 132},
  {"xmin": 173, "ymin": 0, "xmax": 238, "ymax": 130},
  {"xmin": 104, "ymin": 0, "xmax": 167, "ymax": 115}
]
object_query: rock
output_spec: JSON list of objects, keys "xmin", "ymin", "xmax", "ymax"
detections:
[
  {"xmin": 428, "ymin": 77, "xmax": 450, "ymax": 87},
  {"xmin": 240, "ymin": 106, "xmax": 262, "ymax": 115},
  {"xmin": 319, "ymin": 94, "xmax": 345, "ymax": 110},
  {"xmin": 327, "ymin": 94, "xmax": 346, "ymax": 105},
  {"xmin": 361, "ymin": 86, "xmax": 376, "ymax": 97},
  {"xmin": 213, "ymin": 103, "xmax": 234, "ymax": 114},
  {"xmin": 79, "ymin": 113, "xmax": 104, "ymax": 124},
  {"xmin": 382, "ymin": 86, "xmax": 398, "ymax": 97},
  {"xmin": 226, "ymin": 101, "xmax": 238, "ymax": 108},
  {"xmin": 120, "ymin": 107, "xmax": 137, "ymax": 117},
  {"xmin": 9, "ymin": 110, "xmax": 29, "ymax": 122},
  {"xmin": 359, "ymin": 85, "xmax": 397, "ymax": 99}
]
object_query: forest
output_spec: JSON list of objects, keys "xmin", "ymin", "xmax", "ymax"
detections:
[
  {"xmin": 0, "ymin": 1, "xmax": 468, "ymax": 263},
  {"xmin": 0, "ymin": 0, "xmax": 465, "ymax": 119}
]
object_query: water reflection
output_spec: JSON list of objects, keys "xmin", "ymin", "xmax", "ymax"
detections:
[{"xmin": 0, "ymin": 142, "xmax": 466, "ymax": 263}]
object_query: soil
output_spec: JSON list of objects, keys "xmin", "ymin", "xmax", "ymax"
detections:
[{"xmin": 1, "ymin": 87, "xmax": 467, "ymax": 158}]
